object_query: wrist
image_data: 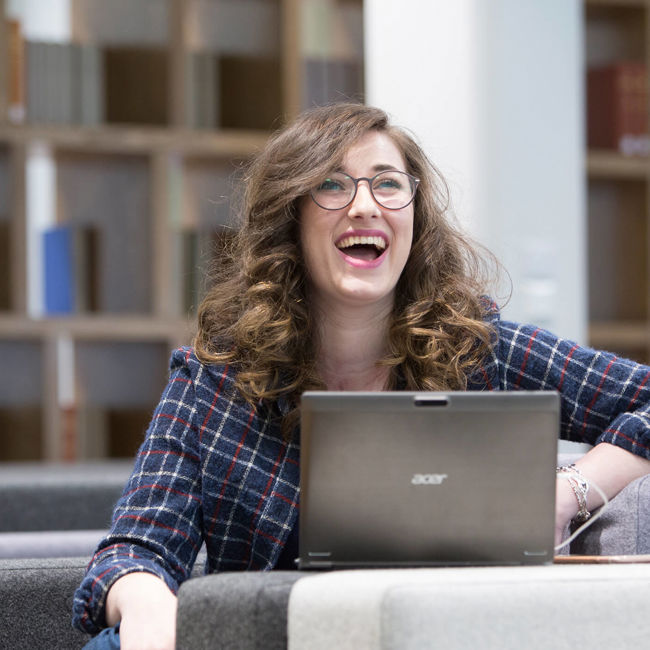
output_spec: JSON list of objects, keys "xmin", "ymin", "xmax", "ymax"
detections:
[
  {"xmin": 555, "ymin": 476, "xmax": 579, "ymax": 523},
  {"xmin": 106, "ymin": 571, "xmax": 176, "ymax": 627},
  {"xmin": 556, "ymin": 464, "xmax": 591, "ymax": 522}
]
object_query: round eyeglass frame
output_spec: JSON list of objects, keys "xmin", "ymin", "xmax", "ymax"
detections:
[{"xmin": 309, "ymin": 170, "xmax": 420, "ymax": 211}]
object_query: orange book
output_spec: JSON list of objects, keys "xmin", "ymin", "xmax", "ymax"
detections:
[
  {"xmin": 7, "ymin": 18, "xmax": 25, "ymax": 123},
  {"xmin": 587, "ymin": 62, "xmax": 648, "ymax": 154}
]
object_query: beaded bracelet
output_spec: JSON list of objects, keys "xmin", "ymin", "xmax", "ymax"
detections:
[{"xmin": 556, "ymin": 464, "xmax": 591, "ymax": 523}]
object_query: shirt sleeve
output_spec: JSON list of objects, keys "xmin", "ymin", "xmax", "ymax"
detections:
[
  {"xmin": 496, "ymin": 320, "xmax": 650, "ymax": 459},
  {"xmin": 72, "ymin": 347, "xmax": 204, "ymax": 634}
]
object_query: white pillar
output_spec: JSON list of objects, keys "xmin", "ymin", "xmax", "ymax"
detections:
[{"xmin": 365, "ymin": 0, "xmax": 586, "ymax": 343}]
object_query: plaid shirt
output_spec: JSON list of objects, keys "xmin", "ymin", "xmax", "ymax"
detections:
[{"xmin": 72, "ymin": 309, "xmax": 650, "ymax": 633}]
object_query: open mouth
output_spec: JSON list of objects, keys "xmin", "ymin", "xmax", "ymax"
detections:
[{"xmin": 335, "ymin": 235, "xmax": 387, "ymax": 262}]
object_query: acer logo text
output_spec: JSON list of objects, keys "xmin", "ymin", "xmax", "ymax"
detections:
[{"xmin": 411, "ymin": 473, "xmax": 448, "ymax": 485}]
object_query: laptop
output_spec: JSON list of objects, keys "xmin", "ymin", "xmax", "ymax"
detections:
[{"xmin": 298, "ymin": 390, "xmax": 560, "ymax": 568}]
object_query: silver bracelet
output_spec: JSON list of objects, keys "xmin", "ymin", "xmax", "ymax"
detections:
[{"xmin": 556, "ymin": 464, "xmax": 591, "ymax": 523}]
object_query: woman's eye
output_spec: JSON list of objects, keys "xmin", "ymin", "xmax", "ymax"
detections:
[
  {"xmin": 317, "ymin": 178, "xmax": 344, "ymax": 191},
  {"xmin": 375, "ymin": 178, "xmax": 401, "ymax": 191}
]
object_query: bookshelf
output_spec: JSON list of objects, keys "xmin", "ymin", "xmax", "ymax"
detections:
[
  {"xmin": 584, "ymin": 0, "xmax": 650, "ymax": 362},
  {"xmin": 0, "ymin": 0, "xmax": 364, "ymax": 461}
]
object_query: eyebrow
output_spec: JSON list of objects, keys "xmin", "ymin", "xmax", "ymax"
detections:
[{"xmin": 336, "ymin": 163, "xmax": 403, "ymax": 175}]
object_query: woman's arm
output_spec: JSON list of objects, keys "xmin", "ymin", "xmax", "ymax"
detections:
[
  {"xmin": 555, "ymin": 442, "xmax": 650, "ymax": 545},
  {"xmin": 105, "ymin": 572, "xmax": 177, "ymax": 650},
  {"xmin": 73, "ymin": 348, "xmax": 204, "ymax": 634},
  {"xmin": 493, "ymin": 319, "xmax": 650, "ymax": 546}
]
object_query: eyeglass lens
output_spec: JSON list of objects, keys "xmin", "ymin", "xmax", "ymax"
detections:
[{"xmin": 311, "ymin": 171, "xmax": 416, "ymax": 210}]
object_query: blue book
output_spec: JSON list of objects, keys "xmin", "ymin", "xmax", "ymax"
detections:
[{"xmin": 43, "ymin": 225, "xmax": 74, "ymax": 314}]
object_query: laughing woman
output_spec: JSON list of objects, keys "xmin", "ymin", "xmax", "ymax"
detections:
[{"xmin": 73, "ymin": 103, "xmax": 650, "ymax": 649}]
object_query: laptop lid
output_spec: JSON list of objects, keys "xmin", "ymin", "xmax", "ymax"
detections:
[{"xmin": 298, "ymin": 390, "xmax": 559, "ymax": 568}]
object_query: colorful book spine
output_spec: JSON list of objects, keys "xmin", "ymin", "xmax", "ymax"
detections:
[
  {"xmin": 43, "ymin": 224, "xmax": 100, "ymax": 314},
  {"xmin": 587, "ymin": 62, "xmax": 649, "ymax": 155},
  {"xmin": 43, "ymin": 225, "xmax": 74, "ymax": 314}
]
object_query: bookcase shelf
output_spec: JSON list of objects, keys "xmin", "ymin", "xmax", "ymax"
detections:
[
  {"xmin": 584, "ymin": 0, "xmax": 650, "ymax": 363},
  {"xmin": 587, "ymin": 149, "xmax": 650, "ymax": 177},
  {"xmin": 0, "ymin": 0, "xmax": 364, "ymax": 461}
]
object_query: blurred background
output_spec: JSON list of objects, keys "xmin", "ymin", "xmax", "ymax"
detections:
[{"xmin": 0, "ymin": 0, "xmax": 646, "ymax": 463}]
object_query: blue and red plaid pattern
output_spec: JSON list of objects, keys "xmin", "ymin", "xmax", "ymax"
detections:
[{"xmin": 73, "ymin": 309, "xmax": 650, "ymax": 633}]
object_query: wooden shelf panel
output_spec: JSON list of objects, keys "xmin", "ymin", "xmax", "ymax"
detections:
[
  {"xmin": 587, "ymin": 150, "xmax": 649, "ymax": 178},
  {"xmin": 589, "ymin": 321, "xmax": 650, "ymax": 348},
  {"xmin": 586, "ymin": 0, "xmax": 649, "ymax": 8},
  {"xmin": 0, "ymin": 123, "xmax": 269, "ymax": 156},
  {"xmin": 0, "ymin": 314, "xmax": 193, "ymax": 343}
]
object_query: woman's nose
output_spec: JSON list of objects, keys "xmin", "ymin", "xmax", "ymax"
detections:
[{"xmin": 347, "ymin": 180, "xmax": 380, "ymax": 218}]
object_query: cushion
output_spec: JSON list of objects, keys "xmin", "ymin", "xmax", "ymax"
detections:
[
  {"xmin": 0, "ymin": 461, "xmax": 132, "ymax": 532},
  {"xmin": 287, "ymin": 565, "xmax": 650, "ymax": 650},
  {"xmin": 0, "ymin": 556, "xmax": 90, "ymax": 650},
  {"xmin": 176, "ymin": 571, "xmax": 303, "ymax": 650},
  {"xmin": 0, "ymin": 529, "xmax": 106, "ymax": 559},
  {"xmin": 570, "ymin": 473, "xmax": 650, "ymax": 555}
]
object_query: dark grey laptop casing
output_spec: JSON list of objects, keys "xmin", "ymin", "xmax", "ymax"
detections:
[{"xmin": 298, "ymin": 391, "xmax": 560, "ymax": 568}]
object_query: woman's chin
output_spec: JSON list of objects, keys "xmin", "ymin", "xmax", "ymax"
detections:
[{"xmin": 329, "ymin": 280, "xmax": 396, "ymax": 308}]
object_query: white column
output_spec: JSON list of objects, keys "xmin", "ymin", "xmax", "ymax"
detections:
[
  {"xmin": 365, "ymin": 0, "xmax": 586, "ymax": 343},
  {"xmin": 8, "ymin": 0, "xmax": 72, "ymax": 317}
]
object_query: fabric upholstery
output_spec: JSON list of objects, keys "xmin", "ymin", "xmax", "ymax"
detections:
[
  {"xmin": 0, "ymin": 529, "xmax": 106, "ymax": 559},
  {"xmin": 0, "ymin": 461, "xmax": 131, "ymax": 532},
  {"xmin": 176, "ymin": 571, "xmax": 304, "ymax": 650},
  {"xmin": 571, "ymin": 473, "xmax": 650, "ymax": 555},
  {"xmin": 287, "ymin": 565, "xmax": 650, "ymax": 650},
  {"xmin": 0, "ymin": 556, "xmax": 89, "ymax": 650}
]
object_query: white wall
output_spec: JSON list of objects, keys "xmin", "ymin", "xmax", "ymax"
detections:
[{"xmin": 365, "ymin": 0, "xmax": 586, "ymax": 343}]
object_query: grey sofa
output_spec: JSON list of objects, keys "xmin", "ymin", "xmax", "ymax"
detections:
[
  {"xmin": 0, "ymin": 556, "xmax": 90, "ymax": 650},
  {"xmin": 0, "ymin": 461, "xmax": 132, "ymax": 558},
  {"xmin": 1, "ymin": 458, "xmax": 649, "ymax": 649}
]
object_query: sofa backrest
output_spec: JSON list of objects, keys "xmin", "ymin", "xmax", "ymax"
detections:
[
  {"xmin": 0, "ymin": 461, "xmax": 132, "ymax": 532},
  {"xmin": 0, "ymin": 556, "xmax": 90, "ymax": 650}
]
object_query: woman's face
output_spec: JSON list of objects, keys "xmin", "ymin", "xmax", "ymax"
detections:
[{"xmin": 300, "ymin": 131, "xmax": 414, "ymax": 311}]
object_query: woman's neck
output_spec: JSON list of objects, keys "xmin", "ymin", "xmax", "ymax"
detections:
[{"xmin": 313, "ymin": 296, "xmax": 393, "ymax": 391}]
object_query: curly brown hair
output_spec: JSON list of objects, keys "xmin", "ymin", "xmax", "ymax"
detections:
[{"xmin": 194, "ymin": 103, "xmax": 499, "ymax": 435}]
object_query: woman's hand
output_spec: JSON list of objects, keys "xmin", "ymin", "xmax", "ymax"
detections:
[
  {"xmin": 554, "ymin": 476, "xmax": 578, "ymax": 548},
  {"xmin": 105, "ymin": 571, "xmax": 177, "ymax": 650},
  {"xmin": 554, "ymin": 442, "xmax": 650, "ymax": 549}
]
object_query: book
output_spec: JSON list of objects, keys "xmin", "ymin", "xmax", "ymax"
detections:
[
  {"xmin": 77, "ymin": 405, "xmax": 108, "ymax": 459},
  {"xmin": 72, "ymin": 43, "xmax": 104, "ymax": 126},
  {"xmin": 60, "ymin": 404, "xmax": 78, "ymax": 462},
  {"xmin": 43, "ymin": 224, "xmax": 100, "ymax": 315},
  {"xmin": 0, "ymin": 220, "xmax": 10, "ymax": 310},
  {"xmin": 0, "ymin": 406, "xmax": 43, "ymax": 461},
  {"xmin": 75, "ymin": 225, "xmax": 100, "ymax": 312},
  {"xmin": 103, "ymin": 46, "xmax": 169, "ymax": 125},
  {"xmin": 43, "ymin": 225, "xmax": 74, "ymax": 314},
  {"xmin": 587, "ymin": 62, "xmax": 649, "ymax": 155},
  {"xmin": 179, "ymin": 226, "xmax": 236, "ymax": 315},
  {"xmin": 106, "ymin": 408, "xmax": 150, "ymax": 458},
  {"xmin": 218, "ymin": 55, "xmax": 282, "ymax": 130},
  {"xmin": 7, "ymin": 18, "xmax": 25, "ymax": 123},
  {"xmin": 303, "ymin": 57, "xmax": 364, "ymax": 108},
  {"xmin": 181, "ymin": 228, "xmax": 201, "ymax": 315},
  {"xmin": 186, "ymin": 50, "xmax": 218, "ymax": 129},
  {"xmin": 25, "ymin": 41, "xmax": 76, "ymax": 125},
  {"xmin": 26, "ymin": 40, "xmax": 45, "ymax": 124}
]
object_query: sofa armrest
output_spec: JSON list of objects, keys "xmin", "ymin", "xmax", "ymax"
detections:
[
  {"xmin": 570, "ymin": 473, "xmax": 650, "ymax": 555},
  {"xmin": 0, "ymin": 556, "xmax": 90, "ymax": 650},
  {"xmin": 0, "ymin": 529, "xmax": 106, "ymax": 559},
  {"xmin": 557, "ymin": 451, "xmax": 650, "ymax": 555},
  {"xmin": 176, "ymin": 571, "xmax": 304, "ymax": 650}
]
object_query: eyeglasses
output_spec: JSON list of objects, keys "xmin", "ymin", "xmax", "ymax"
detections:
[{"xmin": 310, "ymin": 170, "xmax": 420, "ymax": 211}]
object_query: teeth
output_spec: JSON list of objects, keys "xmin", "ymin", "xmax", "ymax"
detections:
[{"xmin": 336, "ymin": 235, "xmax": 387, "ymax": 250}]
